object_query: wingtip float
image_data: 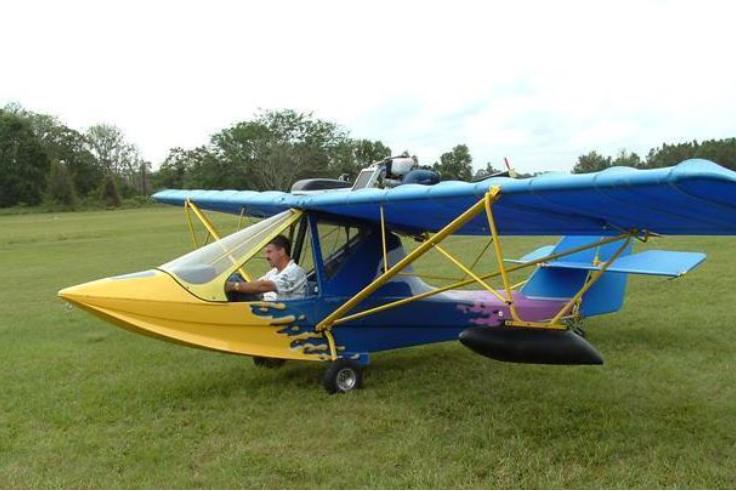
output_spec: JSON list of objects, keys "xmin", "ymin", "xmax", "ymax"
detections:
[{"xmin": 62, "ymin": 158, "xmax": 736, "ymax": 393}]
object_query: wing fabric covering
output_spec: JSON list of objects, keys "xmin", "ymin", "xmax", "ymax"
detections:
[{"xmin": 152, "ymin": 159, "xmax": 736, "ymax": 236}]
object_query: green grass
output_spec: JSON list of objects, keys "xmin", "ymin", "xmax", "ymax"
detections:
[{"xmin": 1, "ymin": 208, "xmax": 735, "ymax": 488}]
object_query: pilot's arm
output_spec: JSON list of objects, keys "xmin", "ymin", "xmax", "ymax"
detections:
[{"xmin": 225, "ymin": 279, "xmax": 276, "ymax": 295}]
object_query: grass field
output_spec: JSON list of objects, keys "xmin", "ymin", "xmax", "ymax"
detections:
[{"xmin": 1, "ymin": 207, "xmax": 735, "ymax": 488}]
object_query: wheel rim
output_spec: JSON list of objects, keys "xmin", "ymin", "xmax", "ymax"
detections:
[{"xmin": 335, "ymin": 367, "xmax": 357, "ymax": 391}]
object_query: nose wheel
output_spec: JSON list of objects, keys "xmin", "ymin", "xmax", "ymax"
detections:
[{"xmin": 323, "ymin": 359, "xmax": 363, "ymax": 394}]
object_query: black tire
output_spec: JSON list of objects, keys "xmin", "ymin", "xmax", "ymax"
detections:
[
  {"xmin": 323, "ymin": 359, "xmax": 363, "ymax": 394},
  {"xmin": 253, "ymin": 356, "xmax": 286, "ymax": 369}
]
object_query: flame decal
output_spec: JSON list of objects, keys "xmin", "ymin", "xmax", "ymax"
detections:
[{"xmin": 247, "ymin": 302, "xmax": 342, "ymax": 358}]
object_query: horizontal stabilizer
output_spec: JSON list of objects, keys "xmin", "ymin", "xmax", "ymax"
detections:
[
  {"xmin": 544, "ymin": 250, "xmax": 706, "ymax": 277},
  {"xmin": 505, "ymin": 245, "xmax": 555, "ymax": 264}
]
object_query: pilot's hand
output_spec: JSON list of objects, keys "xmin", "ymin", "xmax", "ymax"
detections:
[{"xmin": 225, "ymin": 281, "xmax": 239, "ymax": 292}]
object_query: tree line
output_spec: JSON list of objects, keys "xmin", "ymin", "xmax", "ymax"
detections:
[
  {"xmin": 572, "ymin": 139, "xmax": 736, "ymax": 174},
  {"xmin": 1, "ymin": 102, "xmax": 735, "ymax": 210},
  {"xmin": 0, "ymin": 103, "xmax": 149, "ymax": 208},
  {"xmin": 156, "ymin": 109, "xmax": 392, "ymax": 191}
]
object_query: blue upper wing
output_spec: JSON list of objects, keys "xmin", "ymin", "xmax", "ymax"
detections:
[{"xmin": 152, "ymin": 159, "xmax": 736, "ymax": 236}]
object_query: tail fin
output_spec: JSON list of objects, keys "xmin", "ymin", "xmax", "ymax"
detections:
[{"xmin": 517, "ymin": 236, "xmax": 705, "ymax": 317}]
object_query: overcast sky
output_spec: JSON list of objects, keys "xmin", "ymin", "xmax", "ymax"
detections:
[{"xmin": 2, "ymin": 0, "xmax": 734, "ymax": 174}]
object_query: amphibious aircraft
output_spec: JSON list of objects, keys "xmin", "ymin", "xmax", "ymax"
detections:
[{"xmin": 59, "ymin": 158, "xmax": 736, "ymax": 393}]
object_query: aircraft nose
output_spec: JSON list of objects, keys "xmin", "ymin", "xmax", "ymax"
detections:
[
  {"xmin": 58, "ymin": 284, "xmax": 80, "ymax": 303},
  {"xmin": 58, "ymin": 280, "xmax": 107, "ymax": 307},
  {"xmin": 57, "ymin": 270, "xmax": 176, "ymax": 309},
  {"xmin": 58, "ymin": 268, "xmax": 203, "ymax": 332}
]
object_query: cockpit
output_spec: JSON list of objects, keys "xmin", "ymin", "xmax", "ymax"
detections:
[{"xmin": 158, "ymin": 209, "xmax": 378, "ymax": 302}]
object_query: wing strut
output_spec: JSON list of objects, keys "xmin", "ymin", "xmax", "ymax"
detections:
[
  {"xmin": 315, "ymin": 187, "xmax": 645, "ymax": 360},
  {"xmin": 184, "ymin": 199, "xmax": 253, "ymax": 282}
]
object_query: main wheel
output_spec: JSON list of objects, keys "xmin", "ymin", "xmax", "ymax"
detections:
[
  {"xmin": 253, "ymin": 356, "xmax": 286, "ymax": 369},
  {"xmin": 323, "ymin": 360, "xmax": 363, "ymax": 394}
]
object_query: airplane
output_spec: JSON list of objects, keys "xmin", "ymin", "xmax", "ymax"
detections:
[{"xmin": 58, "ymin": 158, "xmax": 736, "ymax": 393}]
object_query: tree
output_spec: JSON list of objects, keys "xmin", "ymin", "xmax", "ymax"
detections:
[
  {"xmin": 46, "ymin": 160, "xmax": 78, "ymax": 208},
  {"xmin": 33, "ymin": 116, "xmax": 101, "ymax": 196},
  {"xmin": 353, "ymin": 139, "xmax": 391, "ymax": 168},
  {"xmin": 154, "ymin": 148, "xmax": 190, "ymax": 189},
  {"xmin": 433, "ymin": 144, "xmax": 473, "ymax": 181},
  {"xmin": 179, "ymin": 146, "xmax": 228, "ymax": 189},
  {"xmin": 644, "ymin": 138, "xmax": 736, "ymax": 170},
  {"xmin": 0, "ymin": 110, "xmax": 50, "ymax": 206},
  {"xmin": 154, "ymin": 110, "xmax": 397, "ymax": 191},
  {"xmin": 572, "ymin": 151, "xmax": 612, "ymax": 174},
  {"xmin": 85, "ymin": 124, "xmax": 142, "ymax": 187},
  {"xmin": 327, "ymin": 139, "xmax": 361, "ymax": 180},
  {"xmin": 209, "ymin": 109, "xmax": 352, "ymax": 191},
  {"xmin": 327, "ymin": 139, "xmax": 392, "ymax": 180},
  {"xmin": 4, "ymin": 104, "xmax": 103, "ymax": 197},
  {"xmin": 136, "ymin": 160, "xmax": 152, "ymax": 196},
  {"xmin": 611, "ymin": 149, "xmax": 642, "ymax": 168},
  {"xmin": 697, "ymin": 138, "xmax": 736, "ymax": 170},
  {"xmin": 99, "ymin": 175, "xmax": 122, "ymax": 208}
]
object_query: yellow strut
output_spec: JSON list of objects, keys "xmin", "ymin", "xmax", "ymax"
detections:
[
  {"xmin": 329, "ymin": 231, "xmax": 633, "ymax": 328},
  {"xmin": 484, "ymin": 190, "xmax": 521, "ymax": 322},
  {"xmin": 236, "ymin": 207, "xmax": 246, "ymax": 231},
  {"xmin": 548, "ymin": 233, "xmax": 633, "ymax": 325},
  {"xmin": 397, "ymin": 272, "xmax": 463, "ymax": 282},
  {"xmin": 464, "ymin": 236, "xmax": 494, "ymax": 279},
  {"xmin": 510, "ymin": 279, "xmax": 527, "ymax": 290},
  {"xmin": 184, "ymin": 203, "xmax": 198, "ymax": 248},
  {"xmin": 316, "ymin": 191, "xmax": 495, "ymax": 332},
  {"xmin": 185, "ymin": 199, "xmax": 253, "ymax": 281},
  {"xmin": 434, "ymin": 244, "xmax": 508, "ymax": 303},
  {"xmin": 317, "ymin": 185, "xmax": 640, "ymax": 335},
  {"xmin": 323, "ymin": 330, "xmax": 338, "ymax": 361}
]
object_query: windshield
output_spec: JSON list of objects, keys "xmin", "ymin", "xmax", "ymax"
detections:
[{"xmin": 161, "ymin": 210, "xmax": 298, "ymax": 285}]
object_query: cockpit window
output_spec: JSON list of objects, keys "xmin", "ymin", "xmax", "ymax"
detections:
[
  {"xmin": 317, "ymin": 222, "xmax": 370, "ymax": 279},
  {"xmin": 161, "ymin": 210, "xmax": 298, "ymax": 285}
]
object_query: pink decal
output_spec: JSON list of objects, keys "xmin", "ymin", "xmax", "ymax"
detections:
[{"xmin": 457, "ymin": 301, "xmax": 503, "ymax": 327}]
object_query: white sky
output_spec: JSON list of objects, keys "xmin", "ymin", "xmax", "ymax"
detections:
[{"xmin": 2, "ymin": 0, "xmax": 735, "ymax": 174}]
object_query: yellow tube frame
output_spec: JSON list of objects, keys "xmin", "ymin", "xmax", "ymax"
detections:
[
  {"xmin": 316, "ymin": 189, "xmax": 496, "ymax": 333},
  {"xmin": 464, "ymin": 236, "xmax": 494, "ymax": 280},
  {"xmin": 185, "ymin": 199, "xmax": 253, "ymax": 281},
  {"xmin": 316, "ymin": 187, "xmax": 640, "ymax": 354},
  {"xmin": 397, "ymin": 272, "xmax": 464, "ymax": 282},
  {"xmin": 434, "ymin": 244, "xmax": 507, "ymax": 303},
  {"xmin": 548, "ymin": 234, "xmax": 632, "ymax": 325}
]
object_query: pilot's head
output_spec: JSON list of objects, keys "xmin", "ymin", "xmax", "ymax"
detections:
[{"xmin": 264, "ymin": 235, "xmax": 291, "ymax": 269}]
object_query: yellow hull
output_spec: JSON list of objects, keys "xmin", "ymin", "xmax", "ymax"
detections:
[{"xmin": 58, "ymin": 270, "xmax": 325, "ymax": 361}]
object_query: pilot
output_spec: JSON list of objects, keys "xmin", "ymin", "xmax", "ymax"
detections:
[{"xmin": 225, "ymin": 234, "xmax": 307, "ymax": 301}]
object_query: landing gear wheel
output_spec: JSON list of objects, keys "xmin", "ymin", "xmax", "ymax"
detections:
[
  {"xmin": 323, "ymin": 360, "xmax": 363, "ymax": 394},
  {"xmin": 253, "ymin": 356, "xmax": 286, "ymax": 369}
]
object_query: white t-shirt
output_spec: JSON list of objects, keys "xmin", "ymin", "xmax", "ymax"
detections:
[{"xmin": 259, "ymin": 260, "xmax": 307, "ymax": 301}]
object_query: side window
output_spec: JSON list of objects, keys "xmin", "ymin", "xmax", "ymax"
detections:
[{"xmin": 317, "ymin": 222, "xmax": 367, "ymax": 279}]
